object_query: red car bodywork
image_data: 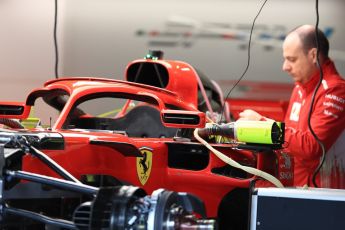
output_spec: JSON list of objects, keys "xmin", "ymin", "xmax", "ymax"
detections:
[{"xmin": 0, "ymin": 57, "xmax": 293, "ymax": 226}]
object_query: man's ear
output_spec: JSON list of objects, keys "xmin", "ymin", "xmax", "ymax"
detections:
[{"xmin": 309, "ymin": 48, "xmax": 317, "ymax": 64}]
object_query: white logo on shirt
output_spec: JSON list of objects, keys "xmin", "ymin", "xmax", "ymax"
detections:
[{"xmin": 290, "ymin": 102, "xmax": 301, "ymax": 121}]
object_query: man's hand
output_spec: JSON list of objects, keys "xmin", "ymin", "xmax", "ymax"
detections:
[{"xmin": 238, "ymin": 109, "xmax": 263, "ymax": 121}]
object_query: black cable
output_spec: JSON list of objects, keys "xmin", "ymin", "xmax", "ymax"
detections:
[
  {"xmin": 309, "ymin": 0, "xmax": 326, "ymax": 187},
  {"xmin": 54, "ymin": 0, "xmax": 59, "ymax": 79},
  {"xmin": 219, "ymin": 0, "xmax": 268, "ymax": 123}
]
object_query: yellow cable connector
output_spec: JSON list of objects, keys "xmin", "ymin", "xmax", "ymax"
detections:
[{"xmin": 21, "ymin": 117, "xmax": 41, "ymax": 129}]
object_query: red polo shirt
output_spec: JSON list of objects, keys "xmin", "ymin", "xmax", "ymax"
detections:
[{"xmin": 284, "ymin": 59, "xmax": 345, "ymax": 188}]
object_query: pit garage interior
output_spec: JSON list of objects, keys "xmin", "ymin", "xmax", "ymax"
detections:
[{"xmin": 0, "ymin": 0, "xmax": 345, "ymax": 229}]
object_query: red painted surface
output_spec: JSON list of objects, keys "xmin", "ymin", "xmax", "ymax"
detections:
[
  {"xmin": 228, "ymin": 98, "xmax": 289, "ymax": 121},
  {"xmin": 223, "ymin": 80, "xmax": 294, "ymax": 121}
]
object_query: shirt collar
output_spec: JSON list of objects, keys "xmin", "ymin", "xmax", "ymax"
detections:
[{"xmin": 296, "ymin": 59, "xmax": 336, "ymax": 93}]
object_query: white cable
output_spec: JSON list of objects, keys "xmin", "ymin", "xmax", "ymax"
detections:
[{"xmin": 193, "ymin": 128, "xmax": 284, "ymax": 188}]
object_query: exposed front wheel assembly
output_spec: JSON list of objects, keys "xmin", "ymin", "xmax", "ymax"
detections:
[{"xmin": 73, "ymin": 186, "xmax": 216, "ymax": 230}]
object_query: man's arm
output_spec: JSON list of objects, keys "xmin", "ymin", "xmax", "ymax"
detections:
[
  {"xmin": 238, "ymin": 85, "xmax": 345, "ymax": 160},
  {"xmin": 285, "ymin": 85, "xmax": 345, "ymax": 160}
]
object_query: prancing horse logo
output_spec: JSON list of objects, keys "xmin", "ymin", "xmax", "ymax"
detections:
[{"xmin": 136, "ymin": 147, "xmax": 153, "ymax": 185}]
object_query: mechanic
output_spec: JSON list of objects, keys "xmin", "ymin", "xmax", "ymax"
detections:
[{"xmin": 238, "ymin": 25, "xmax": 345, "ymax": 188}]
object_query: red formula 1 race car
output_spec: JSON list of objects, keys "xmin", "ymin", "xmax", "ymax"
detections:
[{"xmin": 0, "ymin": 52, "xmax": 293, "ymax": 230}]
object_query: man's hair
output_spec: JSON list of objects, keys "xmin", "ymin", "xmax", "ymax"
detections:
[{"xmin": 293, "ymin": 25, "xmax": 329, "ymax": 58}]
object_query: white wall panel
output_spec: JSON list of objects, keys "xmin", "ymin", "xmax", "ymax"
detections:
[{"xmin": 1, "ymin": 0, "xmax": 344, "ymax": 100}]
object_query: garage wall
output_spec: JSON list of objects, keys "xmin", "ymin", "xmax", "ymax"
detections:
[
  {"xmin": 62, "ymin": 0, "xmax": 345, "ymax": 84},
  {"xmin": 0, "ymin": 0, "xmax": 66, "ymax": 101},
  {"xmin": 1, "ymin": 0, "xmax": 344, "ymax": 101}
]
